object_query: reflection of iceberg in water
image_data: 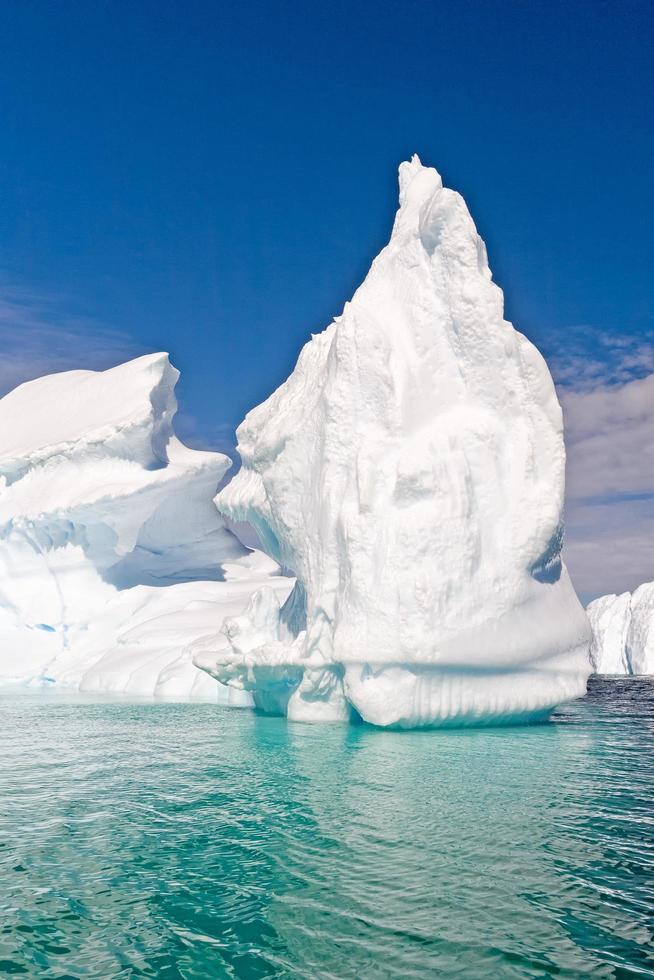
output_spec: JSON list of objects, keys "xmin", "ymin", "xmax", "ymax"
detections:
[
  {"xmin": 250, "ymin": 699, "xmax": 646, "ymax": 977},
  {"xmin": 1, "ymin": 683, "xmax": 651, "ymax": 975}
]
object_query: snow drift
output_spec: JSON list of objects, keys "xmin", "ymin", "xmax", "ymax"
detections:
[
  {"xmin": 587, "ymin": 585, "xmax": 654, "ymax": 675},
  {"xmin": 0, "ymin": 353, "xmax": 291, "ymax": 697},
  {"xmin": 193, "ymin": 156, "xmax": 591, "ymax": 727}
]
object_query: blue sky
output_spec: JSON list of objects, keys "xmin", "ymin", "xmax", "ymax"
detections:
[{"xmin": 0, "ymin": 0, "xmax": 652, "ymax": 599}]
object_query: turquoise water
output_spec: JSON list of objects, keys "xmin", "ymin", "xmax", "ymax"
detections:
[{"xmin": 1, "ymin": 679, "xmax": 653, "ymax": 979}]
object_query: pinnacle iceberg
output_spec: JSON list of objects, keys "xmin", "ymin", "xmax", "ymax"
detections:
[{"xmin": 193, "ymin": 157, "xmax": 592, "ymax": 727}]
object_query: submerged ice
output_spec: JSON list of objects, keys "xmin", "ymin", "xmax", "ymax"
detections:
[
  {"xmin": 193, "ymin": 156, "xmax": 591, "ymax": 727},
  {"xmin": 0, "ymin": 353, "xmax": 291, "ymax": 697}
]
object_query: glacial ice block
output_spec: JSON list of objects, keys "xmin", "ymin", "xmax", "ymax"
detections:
[
  {"xmin": 587, "ymin": 593, "xmax": 632, "ymax": 674},
  {"xmin": 587, "ymin": 584, "xmax": 654, "ymax": 675},
  {"xmin": 194, "ymin": 156, "xmax": 592, "ymax": 727},
  {"xmin": 0, "ymin": 353, "xmax": 291, "ymax": 696}
]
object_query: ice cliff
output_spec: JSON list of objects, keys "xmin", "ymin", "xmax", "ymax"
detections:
[
  {"xmin": 587, "ymin": 585, "xmax": 654, "ymax": 674},
  {"xmin": 193, "ymin": 155, "xmax": 591, "ymax": 727},
  {"xmin": 0, "ymin": 353, "xmax": 291, "ymax": 697}
]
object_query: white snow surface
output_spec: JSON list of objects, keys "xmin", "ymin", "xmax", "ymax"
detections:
[
  {"xmin": 194, "ymin": 156, "xmax": 591, "ymax": 727},
  {"xmin": 587, "ymin": 584, "xmax": 654, "ymax": 674},
  {"xmin": 0, "ymin": 353, "xmax": 292, "ymax": 698}
]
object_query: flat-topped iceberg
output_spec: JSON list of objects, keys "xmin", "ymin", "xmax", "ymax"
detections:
[
  {"xmin": 587, "ymin": 585, "xmax": 654, "ymax": 675},
  {"xmin": 0, "ymin": 353, "xmax": 291, "ymax": 697},
  {"xmin": 193, "ymin": 156, "xmax": 591, "ymax": 727}
]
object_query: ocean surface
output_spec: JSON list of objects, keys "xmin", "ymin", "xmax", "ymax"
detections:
[{"xmin": 1, "ymin": 678, "xmax": 653, "ymax": 979}]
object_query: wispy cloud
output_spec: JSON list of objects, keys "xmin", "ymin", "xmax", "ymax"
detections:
[
  {"xmin": 0, "ymin": 280, "xmax": 238, "ymax": 465},
  {"xmin": 0, "ymin": 283, "xmax": 146, "ymax": 396},
  {"xmin": 548, "ymin": 324, "xmax": 654, "ymax": 391},
  {"xmin": 554, "ymin": 330, "xmax": 654, "ymax": 603}
]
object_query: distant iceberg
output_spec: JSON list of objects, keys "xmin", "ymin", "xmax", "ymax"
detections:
[
  {"xmin": 0, "ymin": 353, "xmax": 292, "ymax": 697},
  {"xmin": 193, "ymin": 156, "xmax": 591, "ymax": 727},
  {"xmin": 587, "ymin": 585, "xmax": 654, "ymax": 675}
]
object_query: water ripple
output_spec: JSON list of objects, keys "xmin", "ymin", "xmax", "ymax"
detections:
[{"xmin": 0, "ymin": 678, "xmax": 653, "ymax": 978}]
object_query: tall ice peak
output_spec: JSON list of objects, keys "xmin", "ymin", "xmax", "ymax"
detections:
[{"xmin": 195, "ymin": 157, "xmax": 592, "ymax": 728}]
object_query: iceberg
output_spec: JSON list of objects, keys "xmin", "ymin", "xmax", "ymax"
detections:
[
  {"xmin": 587, "ymin": 584, "xmax": 654, "ymax": 675},
  {"xmin": 193, "ymin": 156, "xmax": 592, "ymax": 727},
  {"xmin": 0, "ymin": 353, "xmax": 292, "ymax": 697}
]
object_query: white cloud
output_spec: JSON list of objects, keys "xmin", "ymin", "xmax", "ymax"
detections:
[
  {"xmin": 559, "ymin": 367, "xmax": 654, "ymax": 603},
  {"xmin": 562, "ymin": 373, "xmax": 654, "ymax": 500},
  {"xmin": 563, "ymin": 496, "xmax": 654, "ymax": 604}
]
